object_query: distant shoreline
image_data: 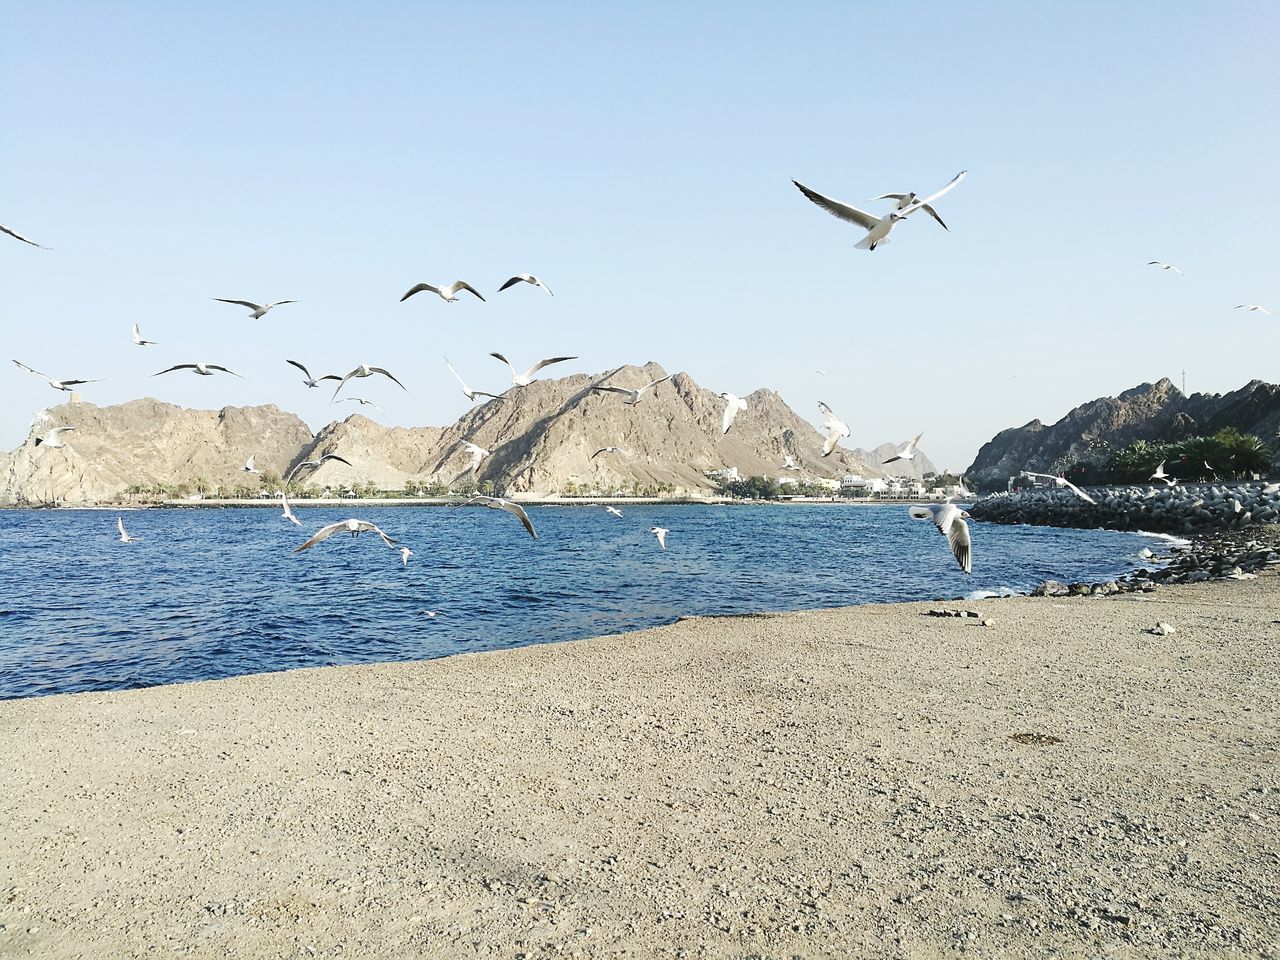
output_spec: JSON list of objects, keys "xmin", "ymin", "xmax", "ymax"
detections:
[{"xmin": 8, "ymin": 496, "xmax": 945, "ymax": 510}]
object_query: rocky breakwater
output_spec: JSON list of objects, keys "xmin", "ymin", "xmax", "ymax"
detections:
[{"xmin": 970, "ymin": 481, "xmax": 1280, "ymax": 536}]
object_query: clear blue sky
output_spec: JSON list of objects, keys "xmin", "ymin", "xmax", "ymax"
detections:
[{"xmin": 4, "ymin": 1, "xmax": 1277, "ymax": 472}]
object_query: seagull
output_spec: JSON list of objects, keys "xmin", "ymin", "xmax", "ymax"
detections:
[
  {"xmin": 1149, "ymin": 461, "xmax": 1177, "ymax": 485},
  {"xmin": 294, "ymin": 518, "xmax": 397, "ymax": 554},
  {"xmin": 605, "ymin": 506, "xmax": 623, "ymax": 518},
  {"xmin": 872, "ymin": 185, "xmax": 958, "ymax": 230},
  {"xmin": 818, "ymin": 402, "xmax": 851, "ymax": 457},
  {"xmin": 1147, "ymin": 261, "xmax": 1183, "ymax": 274},
  {"xmin": 1, "ymin": 223, "xmax": 48, "ymax": 248},
  {"xmin": 649, "ymin": 526, "xmax": 669, "ymax": 550},
  {"xmin": 399, "ymin": 547, "xmax": 413, "ymax": 567},
  {"xmin": 720, "ymin": 393, "xmax": 748, "ymax": 434},
  {"xmin": 212, "ymin": 298, "xmax": 299, "ymax": 320},
  {"xmin": 243, "ymin": 455, "xmax": 259, "ymax": 474},
  {"xmin": 461, "ymin": 441, "xmax": 489, "ymax": 473},
  {"xmin": 883, "ymin": 432, "xmax": 924, "ymax": 464},
  {"xmin": 12, "ymin": 360, "xmax": 102, "ymax": 393},
  {"xmin": 131, "ymin": 323, "xmax": 158, "ymax": 346},
  {"xmin": 338, "ymin": 397, "xmax": 381, "ymax": 412},
  {"xmin": 780, "ymin": 454, "xmax": 799, "ymax": 470},
  {"xmin": 1236, "ymin": 304, "xmax": 1272, "ymax": 315},
  {"xmin": 592, "ymin": 446, "xmax": 623, "ymax": 459},
  {"xmin": 116, "ymin": 516, "xmax": 140, "ymax": 544},
  {"xmin": 286, "ymin": 360, "xmax": 342, "ymax": 389},
  {"xmin": 593, "ymin": 375, "xmax": 671, "ymax": 407},
  {"xmin": 279, "ymin": 492, "xmax": 302, "ymax": 526},
  {"xmin": 420, "ymin": 610, "xmax": 443, "ymax": 618},
  {"xmin": 34, "ymin": 426, "xmax": 75, "ymax": 448},
  {"xmin": 489, "ymin": 352, "xmax": 577, "ymax": 387},
  {"xmin": 401, "ymin": 280, "xmax": 485, "ymax": 303},
  {"xmin": 1022, "ymin": 471, "xmax": 1097, "ymax": 504},
  {"xmin": 498, "ymin": 274, "xmax": 554, "ymax": 296},
  {"xmin": 467, "ymin": 496, "xmax": 537, "ymax": 540},
  {"xmin": 153, "ymin": 362, "xmax": 241, "ymax": 378},
  {"xmin": 444, "ymin": 357, "xmax": 505, "ymax": 402},
  {"xmin": 284, "ymin": 453, "xmax": 354, "ymax": 484},
  {"xmin": 793, "ymin": 170, "xmax": 966, "ymax": 251},
  {"xmin": 908, "ymin": 503, "xmax": 972, "ymax": 574},
  {"xmin": 331, "ymin": 363, "xmax": 406, "ymax": 400},
  {"xmin": 815, "ymin": 369, "xmax": 827, "ymax": 376}
]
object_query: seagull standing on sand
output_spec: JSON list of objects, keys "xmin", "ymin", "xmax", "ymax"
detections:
[
  {"xmin": 462, "ymin": 441, "xmax": 489, "ymax": 474},
  {"xmin": 286, "ymin": 360, "xmax": 341, "ymax": 389},
  {"xmin": 467, "ymin": 496, "xmax": 538, "ymax": 540},
  {"xmin": 1, "ymin": 223, "xmax": 48, "ymax": 248},
  {"xmin": 153, "ymin": 362, "xmax": 241, "ymax": 378},
  {"xmin": 1147, "ymin": 261, "xmax": 1183, "ymax": 274},
  {"xmin": 1236, "ymin": 304, "xmax": 1272, "ymax": 315},
  {"xmin": 294, "ymin": 518, "xmax": 397, "ymax": 554},
  {"xmin": 1022, "ymin": 471, "xmax": 1097, "ymax": 504},
  {"xmin": 818, "ymin": 402, "xmax": 851, "ymax": 457},
  {"xmin": 279, "ymin": 492, "xmax": 302, "ymax": 526},
  {"xmin": 498, "ymin": 274, "xmax": 554, "ymax": 296},
  {"xmin": 1149, "ymin": 461, "xmax": 1177, "ymax": 485},
  {"xmin": 34, "ymin": 426, "xmax": 75, "ymax": 448},
  {"xmin": 490, "ymin": 353, "xmax": 577, "ymax": 387},
  {"xmin": 116, "ymin": 516, "xmax": 140, "ymax": 544},
  {"xmin": 444, "ymin": 357, "xmax": 505, "ymax": 403},
  {"xmin": 243, "ymin": 455, "xmax": 259, "ymax": 474},
  {"xmin": 593, "ymin": 375, "xmax": 671, "ymax": 406},
  {"xmin": 650, "ymin": 526, "xmax": 669, "ymax": 550},
  {"xmin": 792, "ymin": 170, "xmax": 966, "ymax": 251},
  {"xmin": 131, "ymin": 324, "xmax": 157, "ymax": 346},
  {"xmin": 284, "ymin": 453, "xmax": 354, "ymax": 484},
  {"xmin": 883, "ymin": 432, "xmax": 925, "ymax": 464},
  {"xmin": 720, "ymin": 393, "xmax": 748, "ymax": 434},
  {"xmin": 13, "ymin": 360, "xmax": 102, "ymax": 393},
  {"xmin": 212, "ymin": 298, "xmax": 299, "ymax": 319},
  {"xmin": 331, "ymin": 364, "xmax": 406, "ymax": 400},
  {"xmin": 909, "ymin": 503, "xmax": 972, "ymax": 574},
  {"xmin": 605, "ymin": 506, "xmax": 623, "ymax": 518},
  {"xmin": 399, "ymin": 547, "xmax": 413, "ymax": 567},
  {"xmin": 401, "ymin": 280, "xmax": 485, "ymax": 304}
]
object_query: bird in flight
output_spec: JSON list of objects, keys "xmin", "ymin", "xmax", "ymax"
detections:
[
  {"xmin": 1149, "ymin": 461, "xmax": 1177, "ymax": 485},
  {"xmin": 34, "ymin": 426, "xmax": 75, "ymax": 449},
  {"xmin": 1021, "ymin": 471, "xmax": 1096, "ymax": 504},
  {"xmin": 593, "ymin": 375, "xmax": 671, "ymax": 407},
  {"xmin": 116, "ymin": 516, "xmax": 141, "ymax": 544},
  {"xmin": 498, "ymin": 274, "xmax": 554, "ymax": 296},
  {"xmin": 338, "ymin": 397, "xmax": 381, "ymax": 412},
  {"xmin": 592, "ymin": 446, "xmax": 624, "ymax": 459},
  {"xmin": 242, "ymin": 455, "xmax": 259, "ymax": 474},
  {"xmin": 286, "ymin": 360, "xmax": 342, "ymax": 389},
  {"xmin": 279, "ymin": 492, "xmax": 302, "ymax": 527},
  {"xmin": 490, "ymin": 353, "xmax": 577, "ymax": 387},
  {"xmin": 467, "ymin": 496, "xmax": 538, "ymax": 540},
  {"xmin": 720, "ymin": 392, "xmax": 747, "ymax": 434},
  {"xmin": 401, "ymin": 280, "xmax": 486, "ymax": 303},
  {"xmin": 793, "ymin": 170, "xmax": 966, "ymax": 251},
  {"xmin": 399, "ymin": 547, "xmax": 413, "ymax": 567},
  {"xmin": 331, "ymin": 363, "xmax": 406, "ymax": 401},
  {"xmin": 780, "ymin": 454, "xmax": 800, "ymax": 471},
  {"xmin": 1147, "ymin": 261, "xmax": 1183, "ymax": 274},
  {"xmin": 605, "ymin": 506, "xmax": 623, "ymax": 518},
  {"xmin": 649, "ymin": 526, "xmax": 669, "ymax": 550},
  {"xmin": 212, "ymin": 298, "xmax": 299, "ymax": 319},
  {"xmin": 871, "ymin": 183, "xmax": 962, "ymax": 230},
  {"xmin": 1236, "ymin": 304, "xmax": 1272, "ymax": 315},
  {"xmin": 883, "ymin": 432, "xmax": 924, "ymax": 464},
  {"xmin": 131, "ymin": 323, "xmax": 158, "ymax": 347},
  {"xmin": 818, "ymin": 402, "xmax": 850, "ymax": 457},
  {"xmin": 1, "ymin": 223, "xmax": 48, "ymax": 248},
  {"xmin": 284, "ymin": 453, "xmax": 353, "ymax": 484},
  {"xmin": 294, "ymin": 518, "xmax": 397, "ymax": 554},
  {"xmin": 153, "ymin": 362, "xmax": 241, "ymax": 378},
  {"xmin": 461, "ymin": 441, "xmax": 489, "ymax": 474},
  {"xmin": 13, "ymin": 360, "xmax": 102, "ymax": 393},
  {"xmin": 909, "ymin": 503, "xmax": 972, "ymax": 574},
  {"xmin": 444, "ymin": 357, "xmax": 505, "ymax": 403}
]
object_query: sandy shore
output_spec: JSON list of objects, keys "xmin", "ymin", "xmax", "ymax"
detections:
[{"xmin": 2, "ymin": 577, "xmax": 1277, "ymax": 959}]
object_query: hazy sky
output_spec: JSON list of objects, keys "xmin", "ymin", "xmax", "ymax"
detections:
[{"xmin": 3, "ymin": 2, "xmax": 1277, "ymax": 473}]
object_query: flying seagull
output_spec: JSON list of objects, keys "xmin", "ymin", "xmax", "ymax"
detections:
[
  {"xmin": 461, "ymin": 441, "xmax": 489, "ymax": 474},
  {"xmin": 793, "ymin": 170, "xmax": 966, "ymax": 251},
  {"xmin": 605, "ymin": 506, "xmax": 623, "ymax": 518},
  {"xmin": 489, "ymin": 352, "xmax": 577, "ymax": 387},
  {"xmin": 1022, "ymin": 471, "xmax": 1097, "ymax": 504},
  {"xmin": 286, "ymin": 360, "xmax": 342, "ymax": 389},
  {"xmin": 592, "ymin": 446, "xmax": 623, "ymax": 459},
  {"xmin": 720, "ymin": 392, "xmax": 748, "ymax": 434},
  {"xmin": 872, "ymin": 186, "xmax": 957, "ymax": 230},
  {"xmin": 338, "ymin": 396, "xmax": 381, "ymax": 412},
  {"xmin": 467, "ymin": 495, "xmax": 537, "ymax": 540},
  {"xmin": 444, "ymin": 357, "xmax": 504, "ymax": 403},
  {"xmin": 498, "ymin": 274, "xmax": 554, "ymax": 296},
  {"xmin": 34, "ymin": 426, "xmax": 75, "ymax": 448},
  {"xmin": 294, "ymin": 518, "xmax": 397, "ymax": 554},
  {"xmin": 212, "ymin": 298, "xmax": 299, "ymax": 319},
  {"xmin": 883, "ymin": 432, "xmax": 924, "ymax": 464},
  {"xmin": 153, "ymin": 362, "xmax": 241, "ymax": 378},
  {"xmin": 1149, "ymin": 461, "xmax": 1177, "ymax": 485},
  {"xmin": 908, "ymin": 503, "xmax": 972, "ymax": 574},
  {"xmin": 12, "ymin": 360, "xmax": 102, "ymax": 393},
  {"xmin": 131, "ymin": 323, "xmax": 158, "ymax": 347},
  {"xmin": 399, "ymin": 547, "xmax": 413, "ymax": 567},
  {"xmin": 401, "ymin": 280, "xmax": 486, "ymax": 303},
  {"xmin": 1, "ymin": 223, "xmax": 48, "ymax": 248},
  {"xmin": 116, "ymin": 516, "xmax": 140, "ymax": 544},
  {"xmin": 1236, "ymin": 304, "xmax": 1272, "ymax": 315},
  {"xmin": 242, "ymin": 455, "xmax": 259, "ymax": 474},
  {"xmin": 818, "ymin": 402, "xmax": 851, "ymax": 457},
  {"xmin": 649, "ymin": 526, "xmax": 669, "ymax": 550},
  {"xmin": 592, "ymin": 375, "xmax": 671, "ymax": 406},
  {"xmin": 284, "ymin": 453, "xmax": 354, "ymax": 484},
  {"xmin": 1147, "ymin": 261, "xmax": 1183, "ymax": 275},
  {"xmin": 780, "ymin": 454, "xmax": 799, "ymax": 470},
  {"xmin": 331, "ymin": 363, "xmax": 406, "ymax": 400},
  {"xmin": 279, "ymin": 492, "xmax": 302, "ymax": 526}
]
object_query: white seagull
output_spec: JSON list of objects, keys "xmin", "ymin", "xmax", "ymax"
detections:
[
  {"xmin": 780, "ymin": 454, "xmax": 799, "ymax": 470},
  {"xmin": 294, "ymin": 518, "xmax": 397, "ymax": 554},
  {"xmin": 331, "ymin": 363, "xmax": 406, "ymax": 400},
  {"xmin": 883, "ymin": 432, "xmax": 924, "ymax": 464},
  {"xmin": 284, "ymin": 453, "xmax": 353, "ymax": 484},
  {"xmin": 872, "ymin": 186, "xmax": 958, "ymax": 230},
  {"xmin": 212, "ymin": 298, "xmax": 299, "ymax": 319},
  {"xmin": 592, "ymin": 375, "xmax": 671, "ymax": 406},
  {"xmin": 1147, "ymin": 261, "xmax": 1183, "ymax": 275},
  {"xmin": 13, "ymin": 360, "xmax": 102, "ymax": 393},
  {"xmin": 498, "ymin": 274, "xmax": 554, "ymax": 296},
  {"xmin": 720, "ymin": 392, "xmax": 748, "ymax": 434},
  {"xmin": 338, "ymin": 396, "xmax": 381, "ymax": 412},
  {"xmin": 461, "ymin": 441, "xmax": 489, "ymax": 473},
  {"xmin": 818, "ymin": 402, "xmax": 851, "ymax": 457},
  {"xmin": 605, "ymin": 506, "xmax": 623, "ymax": 518},
  {"xmin": 592, "ymin": 446, "xmax": 624, "ymax": 459},
  {"xmin": 1236, "ymin": 304, "xmax": 1272, "ymax": 315},
  {"xmin": 34, "ymin": 426, "xmax": 75, "ymax": 448},
  {"xmin": 649, "ymin": 526, "xmax": 669, "ymax": 550},
  {"xmin": 401, "ymin": 280, "xmax": 486, "ymax": 304},
  {"xmin": 444, "ymin": 357, "xmax": 505, "ymax": 402},
  {"xmin": 279, "ymin": 492, "xmax": 302, "ymax": 526},
  {"xmin": 131, "ymin": 323, "xmax": 158, "ymax": 346},
  {"xmin": 1149, "ymin": 461, "xmax": 1177, "ymax": 485},
  {"xmin": 242, "ymin": 455, "xmax": 259, "ymax": 474},
  {"xmin": 153, "ymin": 362, "xmax": 241, "ymax": 378},
  {"xmin": 467, "ymin": 496, "xmax": 537, "ymax": 540},
  {"xmin": 793, "ymin": 170, "xmax": 966, "ymax": 251},
  {"xmin": 286, "ymin": 360, "xmax": 342, "ymax": 389},
  {"xmin": 909, "ymin": 503, "xmax": 972, "ymax": 574},
  {"xmin": 399, "ymin": 547, "xmax": 413, "ymax": 567},
  {"xmin": 1, "ymin": 223, "xmax": 48, "ymax": 248},
  {"xmin": 116, "ymin": 516, "xmax": 140, "ymax": 544},
  {"xmin": 489, "ymin": 352, "xmax": 577, "ymax": 387},
  {"xmin": 1022, "ymin": 471, "xmax": 1097, "ymax": 504}
]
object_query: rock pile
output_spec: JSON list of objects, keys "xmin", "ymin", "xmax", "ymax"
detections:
[{"xmin": 971, "ymin": 482, "xmax": 1280, "ymax": 535}]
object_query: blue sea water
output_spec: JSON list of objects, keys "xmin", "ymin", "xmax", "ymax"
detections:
[{"xmin": 0, "ymin": 504, "xmax": 1163, "ymax": 699}]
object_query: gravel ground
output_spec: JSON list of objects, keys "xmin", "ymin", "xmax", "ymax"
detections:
[{"xmin": 1, "ymin": 574, "xmax": 1277, "ymax": 959}]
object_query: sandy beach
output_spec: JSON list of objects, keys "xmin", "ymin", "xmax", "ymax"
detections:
[{"xmin": 2, "ymin": 575, "xmax": 1277, "ymax": 959}]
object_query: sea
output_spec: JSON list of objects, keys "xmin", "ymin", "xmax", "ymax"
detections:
[{"xmin": 0, "ymin": 504, "xmax": 1170, "ymax": 700}]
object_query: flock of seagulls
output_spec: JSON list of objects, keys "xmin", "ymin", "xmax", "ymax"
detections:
[{"xmin": 1144, "ymin": 260, "xmax": 1271, "ymax": 316}]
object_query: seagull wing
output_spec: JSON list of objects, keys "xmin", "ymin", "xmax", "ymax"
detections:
[
  {"xmin": 206, "ymin": 364, "xmax": 243, "ymax": 377},
  {"xmin": 791, "ymin": 180, "xmax": 878, "ymax": 230},
  {"xmin": 13, "ymin": 360, "xmax": 49, "ymax": 378},
  {"xmin": 331, "ymin": 368, "xmax": 359, "ymax": 400},
  {"xmin": 279, "ymin": 493, "xmax": 302, "ymax": 526},
  {"xmin": 526, "ymin": 356, "xmax": 577, "ymax": 378},
  {"xmin": 915, "ymin": 203, "xmax": 949, "ymax": 230},
  {"xmin": 642, "ymin": 375, "xmax": 672, "ymax": 392},
  {"xmin": 322, "ymin": 454, "xmax": 354, "ymax": 467},
  {"xmin": 489, "ymin": 499, "xmax": 537, "ymax": 539},
  {"xmin": 1062, "ymin": 479, "xmax": 1097, "ymax": 504},
  {"xmin": 592, "ymin": 386, "xmax": 634, "ymax": 397},
  {"xmin": 400, "ymin": 283, "xmax": 438, "ymax": 302},
  {"xmin": 212, "ymin": 298, "xmax": 262, "ymax": 310},
  {"xmin": 267, "ymin": 300, "xmax": 299, "ymax": 308},
  {"xmin": 153, "ymin": 364, "xmax": 197, "ymax": 376},
  {"xmin": 898, "ymin": 170, "xmax": 967, "ymax": 218},
  {"xmin": 942, "ymin": 511, "xmax": 973, "ymax": 574},
  {"xmin": 654, "ymin": 529, "xmax": 667, "ymax": 549},
  {"xmin": 367, "ymin": 367, "xmax": 406, "ymax": 390},
  {"xmin": 498, "ymin": 276, "xmax": 526, "ymax": 292},
  {"xmin": 361, "ymin": 522, "xmax": 397, "ymax": 548},
  {"xmin": 294, "ymin": 521, "xmax": 349, "ymax": 553},
  {"xmin": 873, "ymin": 192, "xmax": 910, "ymax": 201},
  {"xmin": 444, "ymin": 357, "xmax": 471, "ymax": 392},
  {"xmin": 117, "ymin": 516, "xmax": 126, "ymax": 537},
  {"xmin": 449, "ymin": 281, "xmax": 486, "ymax": 302},
  {"xmin": 286, "ymin": 359, "xmax": 313, "ymax": 379},
  {"xmin": 1, "ymin": 224, "xmax": 47, "ymax": 248},
  {"xmin": 489, "ymin": 352, "xmax": 517, "ymax": 376}
]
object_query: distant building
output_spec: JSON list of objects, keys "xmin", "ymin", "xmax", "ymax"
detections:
[
  {"xmin": 841, "ymin": 475, "xmax": 887, "ymax": 496},
  {"xmin": 707, "ymin": 466, "xmax": 740, "ymax": 483}
]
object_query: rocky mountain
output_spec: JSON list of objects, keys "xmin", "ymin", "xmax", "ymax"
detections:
[
  {"xmin": 850, "ymin": 442, "xmax": 940, "ymax": 481},
  {"xmin": 0, "ymin": 363, "xmax": 883, "ymax": 504},
  {"xmin": 965, "ymin": 378, "xmax": 1280, "ymax": 490}
]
